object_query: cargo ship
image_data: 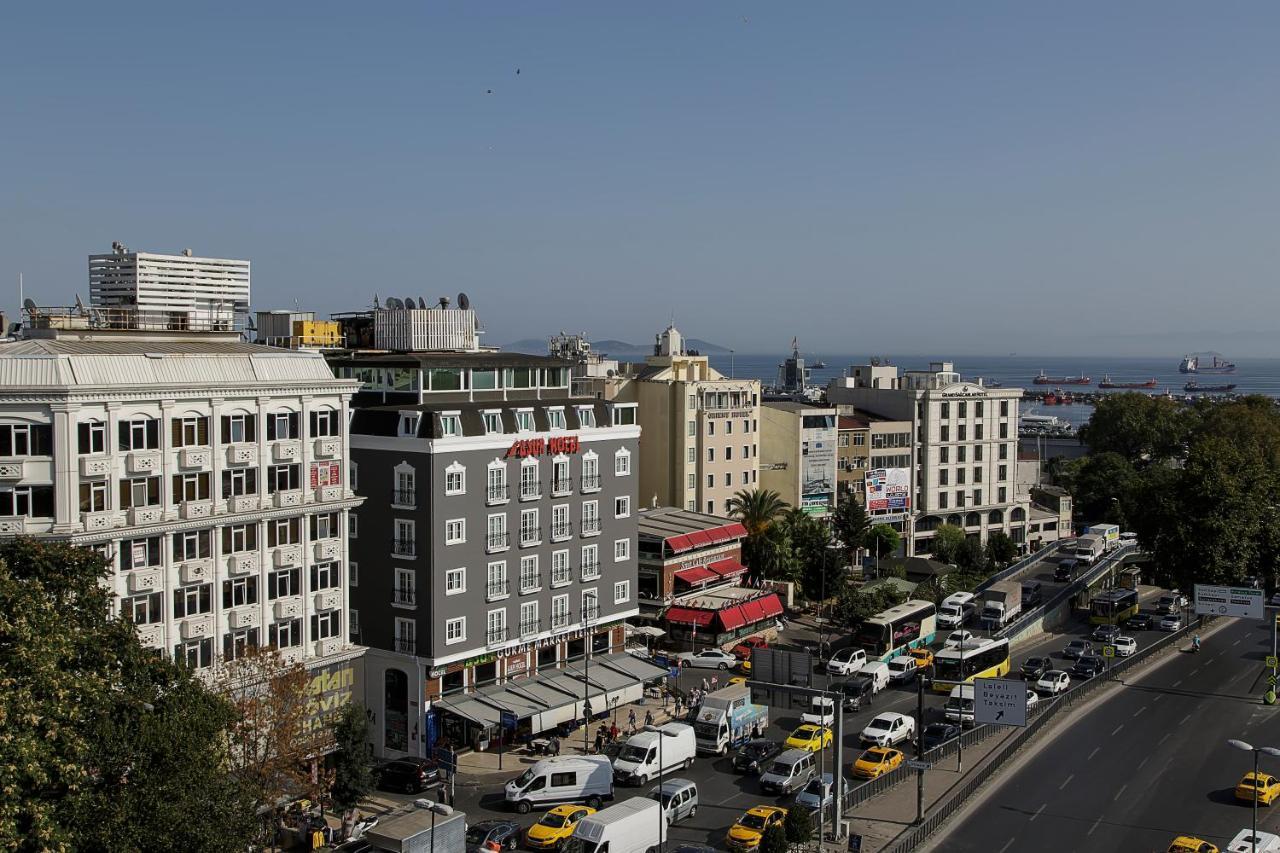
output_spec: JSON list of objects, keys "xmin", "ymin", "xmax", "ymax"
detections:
[
  {"xmin": 1183, "ymin": 381, "xmax": 1237, "ymax": 393},
  {"xmin": 1179, "ymin": 353, "xmax": 1236, "ymax": 374},
  {"xmin": 1097, "ymin": 375, "xmax": 1158, "ymax": 389},
  {"xmin": 1034, "ymin": 370, "xmax": 1091, "ymax": 385}
]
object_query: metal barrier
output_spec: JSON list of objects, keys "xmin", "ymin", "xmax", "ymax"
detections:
[
  {"xmin": 881, "ymin": 619, "xmax": 1201, "ymax": 853},
  {"xmin": 994, "ymin": 545, "xmax": 1135, "ymax": 640},
  {"xmin": 974, "ymin": 543, "xmax": 1060, "ymax": 593}
]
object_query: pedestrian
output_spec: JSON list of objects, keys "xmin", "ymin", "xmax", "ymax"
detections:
[
  {"xmin": 550, "ymin": 735, "xmax": 560, "ymax": 757},
  {"xmin": 710, "ymin": 675, "xmax": 718, "ymax": 690},
  {"xmin": 609, "ymin": 720, "xmax": 619, "ymax": 742},
  {"xmin": 701, "ymin": 676, "xmax": 710, "ymax": 692},
  {"xmin": 644, "ymin": 709, "xmax": 654, "ymax": 728},
  {"xmin": 628, "ymin": 708, "xmax": 637, "ymax": 733},
  {"xmin": 594, "ymin": 727, "xmax": 605, "ymax": 754}
]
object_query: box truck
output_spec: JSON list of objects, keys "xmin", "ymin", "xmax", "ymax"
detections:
[
  {"xmin": 1084, "ymin": 524, "xmax": 1120, "ymax": 551},
  {"xmin": 691, "ymin": 685, "xmax": 768, "ymax": 755},
  {"xmin": 980, "ymin": 581, "xmax": 1023, "ymax": 629},
  {"xmin": 1075, "ymin": 535, "xmax": 1105, "ymax": 565}
]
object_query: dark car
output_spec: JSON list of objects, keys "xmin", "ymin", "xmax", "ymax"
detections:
[
  {"xmin": 1072, "ymin": 655, "xmax": 1105, "ymax": 679},
  {"xmin": 839, "ymin": 675, "xmax": 877, "ymax": 710},
  {"xmin": 1054, "ymin": 559, "xmax": 1080, "ymax": 582},
  {"xmin": 377, "ymin": 757, "xmax": 441, "ymax": 794},
  {"xmin": 1062, "ymin": 639, "xmax": 1093, "ymax": 660},
  {"xmin": 1020, "ymin": 656, "xmax": 1051, "ymax": 680},
  {"xmin": 921, "ymin": 722, "xmax": 961, "ymax": 751},
  {"xmin": 1091, "ymin": 624, "xmax": 1121, "ymax": 644},
  {"xmin": 1125, "ymin": 612, "xmax": 1154, "ymax": 631},
  {"xmin": 732, "ymin": 739, "xmax": 783, "ymax": 774},
  {"xmin": 466, "ymin": 820, "xmax": 521, "ymax": 852}
]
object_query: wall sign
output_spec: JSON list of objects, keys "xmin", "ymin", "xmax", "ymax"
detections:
[{"xmin": 505, "ymin": 435, "xmax": 581, "ymax": 458}]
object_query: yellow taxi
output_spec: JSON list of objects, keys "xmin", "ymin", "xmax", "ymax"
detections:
[
  {"xmin": 784, "ymin": 723, "xmax": 833, "ymax": 752},
  {"xmin": 908, "ymin": 647, "xmax": 934, "ymax": 669},
  {"xmin": 525, "ymin": 804, "xmax": 595, "ymax": 849},
  {"xmin": 728, "ymin": 675, "xmax": 748, "ymax": 687},
  {"xmin": 1168, "ymin": 836, "xmax": 1219, "ymax": 853},
  {"xmin": 725, "ymin": 805, "xmax": 788, "ymax": 851},
  {"xmin": 852, "ymin": 746, "xmax": 905, "ymax": 779},
  {"xmin": 1235, "ymin": 771, "xmax": 1280, "ymax": 805}
]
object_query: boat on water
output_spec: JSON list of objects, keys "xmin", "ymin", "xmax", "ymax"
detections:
[
  {"xmin": 1097, "ymin": 375, "xmax": 1158, "ymax": 389},
  {"xmin": 1042, "ymin": 388, "xmax": 1075, "ymax": 405},
  {"xmin": 810, "ymin": 358, "xmax": 827, "ymax": 369},
  {"xmin": 1183, "ymin": 381, "xmax": 1237, "ymax": 393},
  {"xmin": 1179, "ymin": 353, "xmax": 1236, "ymax": 374},
  {"xmin": 1034, "ymin": 370, "xmax": 1091, "ymax": 385}
]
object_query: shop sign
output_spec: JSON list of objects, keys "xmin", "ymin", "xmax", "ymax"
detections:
[
  {"xmin": 705, "ymin": 410, "xmax": 752, "ymax": 420},
  {"xmin": 506, "ymin": 657, "xmax": 527, "ymax": 676},
  {"xmin": 310, "ymin": 461, "xmax": 341, "ymax": 488},
  {"xmin": 505, "ymin": 435, "xmax": 582, "ymax": 458},
  {"xmin": 303, "ymin": 662, "xmax": 358, "ymax": 734}
]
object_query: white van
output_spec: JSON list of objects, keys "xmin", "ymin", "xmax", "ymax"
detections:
[
  {"xmin": 826, "ymin": 646, "xmax": 867, "ymax": 676},
  {"xmin": 945, "ymin": 684, "xmax": 974, "ymax": 726},
  {"xmin": 612, "ymin": 722, "xmax": 695, "ymax": 786},
  {"xmin": 563, "ymin": 798, "xmax": 663, "ymax": 853},
  {"xmin": 1228, "ymin": 829, "xmax": 1280, "ymax": 853},
  {"xmin": 937, "ymin": 592, "xmax": 976, "ymax": 628},
  {"xmin": 505, "ymin": 755, "xmax": 614, "ymax": 814},
  {"xmin": 800, "ymin": 695, "xmax": 836, "ymax": 727},
  {"xmin": 861, "ymin": 661, "xmax": 891, "ymax": 693}
]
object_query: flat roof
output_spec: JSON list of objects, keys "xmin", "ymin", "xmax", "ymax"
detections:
[
  {"xmin": 763, "ymin": 400, "xmax": 835, "ymax": 413},
  {"xmin": 637, "ymin": 507, "xmax": 739, "ymax": 538},
  {"xmin": 325, "ymin": 350, "xmax": 569, "ymax": 369}
]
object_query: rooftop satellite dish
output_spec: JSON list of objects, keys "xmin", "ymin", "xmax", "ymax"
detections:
[
  {"xmin": 74, "ymin": 294, "xmax": 86, "ymax": 313},
  {"xmin": 385, "ymin": 297, "xmax": 398, "ymax": 310},
  {"xmin": 418, "ymin": 296, "xmax": 428, "ymax": 309},
  {"xmin": 390, "ymin": 297, "xmax": 405, "ymax": 310},
  {"xmin": 404, "ymin": 295, "xmax": 416, "ymax": 309},
  {"xmin": 22, "ymin": 298, "xmax": 38, "ymax": 315},
  {"xmin": 457, "ymin": 292, "xmax": 471, "ymax": 311}
]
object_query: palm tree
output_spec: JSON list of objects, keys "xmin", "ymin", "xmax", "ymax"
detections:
[{"xmin": 726, "ymin": 488, "xmax": 789, "ymax": 537}]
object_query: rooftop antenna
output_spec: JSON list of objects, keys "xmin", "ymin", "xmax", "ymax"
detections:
[
  {"xmin": 373, "ymin": 293, "xmax": 381, "ymax": 309},
  {"xmin": 438, "ymin": 296, "xmax": 451, "ymax": 309}
]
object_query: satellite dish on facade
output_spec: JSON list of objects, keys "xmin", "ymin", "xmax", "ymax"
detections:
[
  {"xmin": 418, "ymin": 297, "xmax": 428, "ymax": 309},
  {"xmin": 385, "ymin": 297, "xmax": 398, "ymax": 310},
  {"xmin": 390, "ymin": 297, "xmax": 405, "ymax": 309},
  {"xmin": 404, "ymin": 295, "xmax": 416, "ymax": 309},
  {"xmin": 22, "ymin": 298, "xmax": 39, "ymax": 315},
  {"xmin": 457, "ymin": 292, "xmax": 471, "ymax": 310}
]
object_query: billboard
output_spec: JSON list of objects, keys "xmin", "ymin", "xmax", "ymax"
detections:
[
  {"xmin": 867, "ymin": 467, "xmax": 911, "ymax": 512},
  {"xmin": 801, "ymin": 438, "xmax": 836, "ymax": 498}
]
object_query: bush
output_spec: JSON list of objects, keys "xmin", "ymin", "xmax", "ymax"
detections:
[
  {"xmin": 784, "ymin": 804, "xmax": 813, "ymax": 843},
  {"xmin": 760, "ymin": 824, "xmax": 789, "ymax": 853}
]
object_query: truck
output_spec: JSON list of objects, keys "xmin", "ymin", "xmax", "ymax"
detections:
[
  {"xmin": 365, "ymin": 803, "xmax": 468, "ymax": 853},
  {"xmin": 691, "ymin": 685, "xmax": 768, "ymax": 756},
  {"xmin": 612, "ymin": 722, "xmax": 695, "ymax": 785},
  {"xmin": 1084, "ymin": 523, "xmax": 1120, "ymax": 551},
  {"xmin": 562, "ymin": 797, "xmax": 663, "ymax": 853},
  {"xmin": 980, "ymin": 580, "xmax": 1023, "ymax": 630},
  {"xmin": 1074, "ymin": 535, "xmax": 1106, "ymax": 565}
]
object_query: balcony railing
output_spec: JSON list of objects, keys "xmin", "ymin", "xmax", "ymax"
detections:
[
  {"xmin": 551, "ymin": 570, "xmax": 572, "ymax": 588},
  {"xmin": 581, "ymin": 561, "xmax": 601, "ymax": 581},
  {"xmin": 486, "ymin": 580, "xmax": 509, "ymax": 601},
  {"xmin": 393, "ymin": 587, "xmax": 416, "ymax": 606},
  {"xmin": 582, "ymin": 605, "xmax": 600, "ymax": 624},
  {"xmin": 551, "ymin": 522, "xmax": 573, "ymax": 541},
  {"xmin": 519, "ymin": 482, "xmax": 541, "ymax": 501},
  {"xmin": 395, "ymin": 637, "xmax": 416, "ymax": 655},
  {"xmin": 519, "ymin": 619, "xmax": 540, "ymax": 638},
  {"xmin": 580, "ymin": 475, "xmax": 601, "ymax": 493},
  {"xmin": 392, "ymin": 489, "xmax": 416, "ymax": 508},
  {"xmin": 486, "ymin": 627, "xmax": 508, "ymax": 647},
  {"xmin": 520, "ymin": 576, "xmax": 541, "ymax": 594},
  {"xmin": 486, "ymin": 484, "xmax": 509, "ymax": 504},
  {"xmin": 551, "ymin": 477, "xmax": 572, "ymax": 496},
  {"xmin": 581, "ymin": 519, "xmax": 601, "ymax": 536},
  {"xmin": 486, "ymin": 532, "xmax": 509, "ymax": 552},
  {"xmin": 519, "ymin": 527, "xmax": 541, "ymax": 547},
  {"xmin": 392, "ymin": 538, "xmax": 416, "ymax": 557}
]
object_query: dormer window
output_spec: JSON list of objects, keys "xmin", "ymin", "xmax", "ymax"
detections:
[
  {"xmin": 482, "ymin": 411, "xmax": 503, "ymax": 435},
  {"xmin": 547, "ymin": 408, "xmax": 567, "ymax": 430},
  {"xmin": 398, "ymin": 414, "xmax": 420, "ymax": 438},
  {"xmin": 576, "ymin": 406, "xmax": 595, "ymax": 428},
  {"xmin": 439, "ymin": 413, "xmax": 462, "ymax": 437},
  {"xmin": 515, "ymin": 410, "xmax": 534, "ymax": 432}
]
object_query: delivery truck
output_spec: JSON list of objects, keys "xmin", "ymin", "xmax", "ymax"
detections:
[
  {"xmin": 1084, "ymin": 524, "xmax": 1120, "ymax": 551},
  {"xmin": 980, "ymin": 580, "xmax": 1023, "ymax": 630},
  {"xmin": 612, "ymin": 722, "xmax": 695, "ymax": 785},
  {"xmin": 691, "ymin": 685, "xmax": 769, "ymax": 755},
  {"xmin": 1074, "ymin": 535, "xmax": 1106, "ymax": 565},
  {"xmin": 562, "ymin": 797, "xmax": 663, "ymax": 853}
]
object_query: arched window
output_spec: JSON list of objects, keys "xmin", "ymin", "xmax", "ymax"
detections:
[
  {"xmin": 988, "ymin": 509, "xmax": 1004, "ymax": 524},
  {"xmin": 1011, "ymin": 507, "xmax": 1026, "ymax": 522},
  {"xmin": 965, "ymin": 512, "xmax": 981, "ymax": 528}
]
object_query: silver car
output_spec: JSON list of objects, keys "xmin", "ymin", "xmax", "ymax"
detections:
[
  {"xmin": 648, "ymin": 778, "xmax": 698, "ymax": 824},
  {"xmin": 794, "ymin": 773, "xmax": 834, "ymax": 813}
]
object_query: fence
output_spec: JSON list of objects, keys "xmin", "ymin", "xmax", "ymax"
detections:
[
  {"xmin": 994, "ymin": 544, "xmax": 1135, "ymax": 641},
  {"xmin": 881, "ymin": 618, "xmax": 1202, "ymax": 853},
  {"xmin": 974, "ymin": 542, "xmax": 1060, "ymax": 594}
]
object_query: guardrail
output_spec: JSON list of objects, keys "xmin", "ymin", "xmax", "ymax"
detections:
[
  {"xmin": 993, "ymin": 544, "xmax": 1135, "ymax": 641},
  {"xmin": 881, "ymin": 617, "xmax": 1202, "ymax": 853},
  {"xmin": 974, "ymin": 542, "xmax": 1060, "ymax": 593}
]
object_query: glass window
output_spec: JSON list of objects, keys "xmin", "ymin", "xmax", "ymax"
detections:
[
  {"xmin": 613, "ymin": 539, "xmax": 630, "ymax": 561},
  {"xmin": 614, "ymin": 581, "xmax": 630, "ymax": 604},
  {"xmin": 445, "ymin": 463, "xmax": 465, "ymax": 495},
  {"xmin": 576, "ymin": 407, "xmax": 595, "ymax": 428},
  {"xmin": 446, "ymin": 617, "xmax": 466, "ymax": 643},
  {"xmin": 547, "ymin": 409, "xmax": 567, "ymax": 430},
  {"xmin": 77, "ymin": 421, "xmax": 106, "ymax": 455},
  {"xmin": 516, "ymin": 411, "xmax": 534, "ymax": 432},
  {"xmin": 439, "ymin": 415, "xmax": 461, "ymax": 436},
  {"xmin": 266, "ymin": 412, "xmax": 300, "ymax": 441},
  {"xmin": 483, "ymin": 412, "xmax": 503, "ymax": 434},
  {"xmin": 473, "ymin": 370, "xmax": 498, "ymax": 390},
  {"xmin": 119, "ymin": 418, "xmax": 160, "ymax": 451},
  {"xmin": 427, "ymin": 369, "xmax": 463, "ymax": 391},
  {"xmin": 445, "ymin": 518, "xmax": 465, "ymax": 545},
  {"xmin": 446, "ymin": 567, "xmax": 466, "ymax": 594}
]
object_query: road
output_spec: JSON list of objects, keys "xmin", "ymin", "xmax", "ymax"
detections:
[{"xmin": 931, "ymin": 614, "xmax": 1280, "ymax": 853}]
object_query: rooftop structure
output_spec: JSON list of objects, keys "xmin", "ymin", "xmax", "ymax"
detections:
[{"xmin": 87, "ymin": 242, "xmax": 250, "ymax": 329}]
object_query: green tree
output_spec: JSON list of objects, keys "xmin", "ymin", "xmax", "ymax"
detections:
[
  {"xmin": 915, "ymin": 575, "xmax": 947, "ymax": 604},
  {"xmin": 955, "ymin": 537, "xmax": 988, "ymax": 575},
  {"xmin": 784, "ymin": 802, "xmax": 813, "ymax": 843},
  {"xmin": 984, "ymin": 531, "xmax": 1019, "ymax": 568},
  {"xmin": 1077, "ymin": 392, "xmax": 1191, "ymax": 463},
  {"xmin": 727, "ymin": 488, "xmax": 791, "ymax": 581},
  {"xmin": 930, "ymin": 524, "xmax": 966, "ymax": 564},
  {"xmin": 727, "ymin": 488, "xmax": 789, "ymax": 537},
  {"xmin": 787, "ymin": 512, "xmax": 843, "ymax": 602},
  {"xmin": 835, "ymin": 584, "xmax": 909, "ymax": 630},
  {"xmin": 760, "ymin": 824, "xmax": 789, "ymax": 853},
  {"xmin": 0, "ymin": 538, "xmax": 256, "ymax": 852},
  {"xmin": 330, "ymin": 703, "xmax": 376, "ymax": 832},
  {"xmin": 831, "ymin": 498, "xmax": 871, "ymax": 568},
  {"xmin": 866, "ymin": 524, "xmax": 901, "ymax": 562}
]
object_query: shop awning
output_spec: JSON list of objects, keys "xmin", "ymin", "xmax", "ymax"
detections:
[
  {"xmin": 664, "ymin": 607, "xmax": 716, "ymax": 627},
  {"xmin": 433, "ymin": 695, "xmax": 502, "ymax": 728},
  {"xmin": 674, "ymin": 565, "xmax": 717, "ymax": 585},
  {"xmin": 738, "ymin": 598, "xmax": 767, "ymax": 623},
  {"xmin": 717, "ymin": 606, "xmax": 748, "ymax": 632},
  {"xmin": 664, "ymin": 534, "xmax": 695, "ymax": 554},
  {"xmin": 708, "ymin": 558, "xmax": 747, "ymax": 578},
  {"xmin": 757, "ymin": 594, "xmax": 784, "ymax": 618},
  {"xmin": 597, "ymin": 652, "xmax": 670, "ymax": 684}
]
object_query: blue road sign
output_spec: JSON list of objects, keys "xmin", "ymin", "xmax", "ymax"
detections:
[{"xmin": 500, "ymin": 710, "xmax": 518, "ymax": 732}]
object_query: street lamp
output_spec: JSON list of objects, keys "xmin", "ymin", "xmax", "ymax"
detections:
[
  {"xmin": 414, "ymin": 800, "xmax": 453, "ymax": 853},
  {"xmin": 1228, "ymin": 739, "xmax": 1280, "ymax": 853},
  {"xmin": 643, "ymin": 725, "xmax": 666, "ymax": 851}
]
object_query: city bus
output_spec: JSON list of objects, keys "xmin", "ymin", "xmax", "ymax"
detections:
[
  {"xmin": 1090, "ymin": 587, "xmax": 1140, "ymax": 625},
  {"xmin": 931, "ymin": 637, "xmax": 1012, "ymax": 693},
  {"xmin": 854, "ymin": 599, "xmax": 937, "ymax": 662}
]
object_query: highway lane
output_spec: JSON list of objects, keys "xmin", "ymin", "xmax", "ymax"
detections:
[{"xmin": 930, "ymin": 615, "xmax": 1280, "ymax": 853}]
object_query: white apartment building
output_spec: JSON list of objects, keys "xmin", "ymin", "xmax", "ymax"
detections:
[
  {"xmin": 827, "ymin": 360, "xmax": 1031, "ymax": 555},
  {"xmin": 0, "ymin": 318, "xmax": 362, "ymax": 671},
  {"xmin": 88, "ymin": 242, "xmax": 251, "ymax": 328}
]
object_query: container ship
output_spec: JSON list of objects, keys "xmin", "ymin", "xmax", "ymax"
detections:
[
  {"xmin": 1097, "ymin": 375, "xmax": 1158, "ymax": 389},
  {"xmin": 1179, "ymin": 353, "xmax": 1236, "ymax": 374},
  {"xmin": 1183, "ymin": 381, "xmax": 1237, "ymax": 393},
  {"xmin": 1034, "ymin": 370, "xmax": 1091, "ymax": 385}
]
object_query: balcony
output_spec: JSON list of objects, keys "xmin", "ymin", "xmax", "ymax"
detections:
[
  {"xmin": 486, "ymin": 580, "xmax": 510, "ymax": 601},
  {"xmin": 392, "ymin": 538, "xmax": 416, "ymax": 558},
  {"xmin": 228, "ymin": 494, "xmax": 260, "ymax": 513},
  {"xmin": 0, "ymin": 518, "xmax": 24, "ymax": 535},
  {"xmin": 136, "ymin": 624, "xmax": 164, "ymax": 648},
  {"xmin": 581, "ymin": 562, "xmax": 601, "ymax": 582},
  {"xmin": 125, "ymin": 451, "xmax": 160, "ymax": 474},
  {"xmin": 580, "ymin": 475, "xmax": 601, "ymax": 493},
  {"xmin": 391, "ymin": 489, "xmax": 416, "ymax": 510},
  {"xmin": 179, "ymin": 559, "xmax": 212, "ymax": 584},
  {"xmin": 581, "ymin": 519, "xmax": 601, "ymax": 537},
  {"xmin": 226, "ymin": 444, "xmax": 256, "ymax": 465},
  {"xmin": 273, "ymin": 597, "xmax": 303, "ymax": 620},
  {"xmin": 272, "ymin": 544, "xmax": 303, "ymax": 567},
  {"xmin": 179, "ymin": 617, "xmax": 213, "ymax": 641},
  {"xmin": 271, "ymin": 441, "xmax": 301, "ymax": 462},
  {"xmin": 550, "ymin": 522, "xmax": 573, "ymax": 542},
  {"xmin": 519, "ymin": 528, "xmax": 542, "ymax": 548},
  {"xmin": 127, "ymin": 568, "xmax": 163, "ymax": 594},
  {"xmin": 314, "ymin": 539, "xmax": 341, "ymax": 561},
  {"xmin": 79, "ymin": 456, "xmax": 112, "ymax": 478},
  {"xmin": 227, "ymin": 553, "xmax": 259, "ymax": 576},
  {"xmin": 582, "ymin": 605, "xmax": 600, "ymax": 625},
  {"xmin": 129, "ymin": 505, "xmax": 163, "ymax": 525},
  {"xmin": 551, "ymin": 615, "xmax": 570, "ymax": 630},
  {"xmin": 180, "ymin": 500, "xmax": 214, "ymax": 520},
  {"xmin": 314, "ymin": 437, "xmax": 341, "ymax": 459},
  {"xmin": 395, "ymin": 637, "xmax": 416, "ymax": 655},
  {"xmin": 0, "ymin": 461, "xmax": 23, "ymax": 480},
  {"xmin": 315, "ymin": 638, "xmax": 341, "ymax": 658},
  {"xmin": 274, "ymin": 490, "xmax": 303, "ymax": 509},
  {"xmin": 551, "ymin": 571, "xmax": 572, "ymax": 588},
  {"xmin": 486, "ymin": 484, "xmax": 509, "ymax": 505},
  {"xmin": 551, "ymin": 477, "xmax": 572, "ymax": 497},
  {"xmin": 315, "ymin": 485, "xmax": 342, "ymax": 503},
  {"xmin": 486, "ymin": 533, "xmax": 509, "ymax": 553},
  {"xmin": 486, "ymin": 627, "xmax": 509, "ymax": 648},
  {"xmin": 518, "ymin": 484, "xmax": 542, "ymax": 502},
  {"xmin": 519, "ymin": 619, "xmax": 540, "ymax": 639},
  {"xmin": 315, "ymin": 589, "xmax": 342, "ymax": 612},
  {"xmin": 178, "ymin": 447, "xmax": 211, "ymax": 469},
  {"xmin": 228, "ymin": 607, "xmax": 259, "ymax": 630},
  {"xmin": 393, "ymin": 587, "xmax": 417, "ymax": 607},
  {"xmin": 82, "ymin": 510, "xmax": 120, "ymax": 532}
]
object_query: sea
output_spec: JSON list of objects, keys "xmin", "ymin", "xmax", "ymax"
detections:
[{"xmin": 700, "ymin": 353, "xmax": 1280, "ymax": 429}]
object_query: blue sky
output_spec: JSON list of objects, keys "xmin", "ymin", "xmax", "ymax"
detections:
[{"xmin": 3, "ymin": 2, "xmax": 1279, "ymax": 355}]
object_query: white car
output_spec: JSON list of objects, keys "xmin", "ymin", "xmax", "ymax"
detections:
[
  {"xmin": 944, "ymin": 630, "xmax": 976, "ymax": 648},
  {"xmin": 1113, "ymin": 636, "xmax": 1138, "ymax": 657},
  {"xmin": 887, "ymin": 655, "xmax": 918, "ymax": 684},
  {"xmin": 1035, "ymin": 670, "xmax": 1071, "ymax": 695},
  {"xmin": 1025, "ymin": 690, "xmax": 1040, "ymax": 709},
  {"xmin": 800, "ymin": 696, "xmax": 837, "ymax": 727},
  {"xmin": 826, "ymin": 646, "xmax": 867, "ymax": 676},
  {"xmin": 1119, "ymin": 531, "xmax": 1138, "ymax": 545},
  {"xmin": 676, "ymin": 649, "xmax": 738, "ymax": 670},
  {"xmin": 860, "ymin": 712, "xmax": 915, "ymax": 747}
]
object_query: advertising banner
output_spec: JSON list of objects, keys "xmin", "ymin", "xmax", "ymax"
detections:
[
  {"xmin": 801, "ymin": 438, "xmax": 836, "ymax": 500},
  {"xmin": 866, "ymin": 467, "xmax": 911, "ymax": 512}
]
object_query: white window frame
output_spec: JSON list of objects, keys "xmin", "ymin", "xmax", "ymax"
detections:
[
  {"xmin": 520, "ymin": 601, "xmax": 539, "ymax": 637},
  {"xmin": 581, "ymin": 543, "xmax": 600, "ymax": 580},
  {"xmin": 614, "ymin": 580, "xmax": 630, "ymax": 604},
  {"xmin": 393, "ymin": 568, "xmax": 416, "ymax": 606},
  {"xmin": 614, "ymin": 538, "xmax": 630, "ymax": 562},
  {"xmin": 515, "ymin": 409, "xmax": 534, "ymax": 432},
  {"xmin": 445, "ymin": 617, "xmax": 466, "ymax": 645},
  {"xmin": 614, "ymin": 447, "xmax": 631, "ymax": 476},
  {"xmin": 581, "ymin": 588, "xmax": 599, "ymax": 623},
  {"xmin": 520, "ymin": 508, "xmax": 540, "ymax": 547},
  {"xmin": 519, "ymin": 458, "xmax": 540, "ymax": 500},
  {"xmin": 487, "ymin": 460, "xmax": 508, "ymax": 504},
  {"xmin": 551, "ymin": 549, "xmax": 571, "ymax": 587},
  {"xmin": 394, "ymin": 617, "xmax": 415, "ymax": 654},
  {"xmin": 581, "ymin": 452, "xmax": 600, "ymax": 493},
  {"xmin": 551, "ymin": 595, "xmax": 570, "ymax": 629},
  {"xmin": 582, "ymin": 499, "xmax": 600, "ymax": 536},
  {"xmin": 551, "ymin": 503, "xmax": 571, "ymax": 541},
  {"xmin": 614, "ymin": 496, "xmax": 630, "ymax": 518},
  {"xmin": 444, "ymin": 518, "xmax": 465, "ymax": 545},
  {"xmin": 487, "ymin": 608, "xmax": 507, "ymax": 644},
  {"xmin": 398, "ymin": 413, "xmax": 420, "ymax": 438},
  {"xmin": 487, "ymin": 560, "xmax": 508, "ymax": 600},
  {"xmin": 444, "ymin": 461, "xmax": 466, "ymax": 496},
  {"xmin": 439, "ymin": 412, "xmax": 462, "ymax": 437},
  {"xmin": 482, "ymin": 410, "xmax": 503, "ymax": 435},
  {"xmin": 551, "ymin": 456, "xmax": 571, "ymax": 496},
  {"xmin": 445, "ymin": 567, "xmax": 466, "ymax": 595},
  {"xmin": 519, "ymin": 555, "xmax": 540, "ymax": 594},
  {"xmin": 576, "ymin": 406, "xmax": 595, "ymax": 428},
  {"xmin": 547, "ymin": 407, "xmax": 567, "ymax": 430}
]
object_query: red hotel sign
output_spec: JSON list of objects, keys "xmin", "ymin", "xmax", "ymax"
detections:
[{"xmin": 504, "ymin": 435, "xmax": 581, "ymax": 459}]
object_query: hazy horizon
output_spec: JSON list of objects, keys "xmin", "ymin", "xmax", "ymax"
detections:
[{"xmin": 3, "ymin": 3, "xmax": 1279, "ymax": 357}]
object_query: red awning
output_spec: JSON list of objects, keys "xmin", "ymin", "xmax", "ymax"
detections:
[
  {"xmin": 674, "ymin": 565, "xmax": 717, "ymax": 585},
  {"xmin": 718, "ymin": 522, "xmax": 748, "ymax": 541},
  {"xmin": 664, "ymin": 607, "xmax": 715, "ymax": 627},
  {"xmin": 686, "ymin": 530, "xmax": 715, "ymax": 548},
  {"xmin": 708, "ymin": 558, "xmax": 747, "ymax": 578},
  {"xmin": 738, "ymin": 599, "xmax": 767, "ymax": 623},
  {"xmin": 756, "ymin": 594, "xmax": 784, "ymax": 619},
  {"xmin": 717, "ymin": 605, "xmax": 748, "ymax": 632},
  {"xmin": 664, "ymin": 534, "xmax": 695, "ymax": 555}
]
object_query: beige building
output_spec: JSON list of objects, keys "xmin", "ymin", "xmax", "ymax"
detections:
[{"xmin": 760, "ymin": 401, "xmax": 838, "ymax": 518}]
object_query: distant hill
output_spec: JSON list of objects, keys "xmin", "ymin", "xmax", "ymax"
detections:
[{"xmin": 500, "ymin": 337, "xmax": 729, "ymax": 355}]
